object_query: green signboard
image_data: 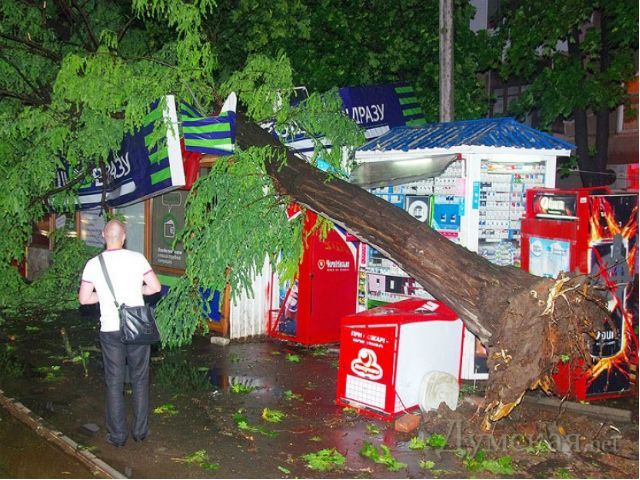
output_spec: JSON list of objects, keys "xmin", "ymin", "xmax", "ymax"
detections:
[{"xmin": 150, "ymin": 190, "xmax": 187, "ymax": 271}]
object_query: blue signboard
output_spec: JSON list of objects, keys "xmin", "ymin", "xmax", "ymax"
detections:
[
  {"xmin": 339, "ymin": 82, "xmax": 425, "ymax": 135},
  {"xmin": 268, "ymin": 82, "xmax": 425, "ymax": 157},
  {"xmin": 74, "ymin": 96, "xmax": 185, "ymax": 209}
]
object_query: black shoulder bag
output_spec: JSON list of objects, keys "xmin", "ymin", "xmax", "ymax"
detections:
[{"xmin": 98, "ymin": 254, "xmax": 161, "ymax": 345}]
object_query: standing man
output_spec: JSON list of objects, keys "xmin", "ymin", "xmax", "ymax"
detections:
[{"xmin": 78, "ymin": 219, "xmax": 161, "ymax": 447}]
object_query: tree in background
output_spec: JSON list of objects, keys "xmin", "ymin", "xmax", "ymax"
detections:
[
  {"xmin": 496, "ymin": 0, "xmax": 638, "ymax": 186},
  {"xmin": 206, "ymin": 0, "xmax": 493, "ymax": 120}
]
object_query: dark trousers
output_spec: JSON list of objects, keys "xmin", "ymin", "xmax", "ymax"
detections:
[{"xmin": 99, "ymin": 331, "xmax": 150, "ymax": 442}]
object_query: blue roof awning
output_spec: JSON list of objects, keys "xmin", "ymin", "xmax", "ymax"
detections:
[{"xmin": 357, "ymin": 117, "xmax": 575, "ymax": 153}]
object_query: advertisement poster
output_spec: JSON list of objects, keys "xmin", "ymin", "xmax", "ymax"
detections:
[
  {"xmin": 150, "ymin": 190, "xmax": 187, "ymax": 271},
  {"xmin": 79, "ymin": 208, "xmax": 106, "ymax": 248},
  {"xmin": 341, "ymin": 324, "xmax": 397, "ymax": 411},
  {"xmin": 276, "ymin": 280, "xmax": 299, "ymax": 336},
  {"xmin": 528, "ymin": 237, "xmax": 571, "ymax": 278}
]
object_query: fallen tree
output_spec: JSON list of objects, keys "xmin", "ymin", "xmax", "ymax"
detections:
[
  {"xmin": 0, "ymin": 0, "xmax": 632, "ymax": 430},
  {"xmin": 235, "ymin": 112, "xmax": 614, "ymax": 429}
]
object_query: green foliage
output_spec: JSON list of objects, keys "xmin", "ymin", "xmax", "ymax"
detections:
[
  {"xmin": 277, "ymin": 465, "xmax": 291, "ymax": 475},
  {"xmin": 0, "ymin": 347, "xmax": 24, "ymax": 378},
  {"xmin": 426, "ymin": 433, "xmax": 447, "ymax": 448},
  {"xmin": 310, "ymin": 347, "xmax": 328, "ymax": 357},
  {"xmin": 526, "ymin": 439, "xmax": 552, "ymax": 455},
  {"xmin": 283, "ymin": 389, "xmax": 303, "ymax": 401},
  {"xmin": 462, "ymin": 449, "xmax": 515, "ymax": 475},
  {"xmin": 221, "ymin": 52, "xmax": 295, "ymax": 123},
  {"xmin": 231, "ymin": 409, "xmax": 278, "ymax": 437},
  {"xmin": 285, "ymin": 353, "xmax": 301, "ymax": 363},
  {"xmin": 553, "ymin": 467, "xmax": 572, "ymax": 478},
  {"xmin": 557, "ymin": 156, "xmax": 579, "ymax": 179},
  {"xmin": 342, "ymin": 406, "xmax": 358, "ymax": 417},
  {"xmin": 496, "ymin": 0, "xmax": 637, "ymax": 171},
  {"xmin": 359, "ymin": 441, "xmax": 407, "ymax": 472},
  {"xmin": 153, "ymin": 403, "xmax": 178, "ymax": 415},
  {"xmin": 301, "ymin": 448, "xmax": 346, "ymax": 472},
  {"xmin": 179, "ymin": 449, "xmax": 219, "ymax": 471},
  {"xmin": 154, "ymin": 275, "xmax": 209, "ymax": 349},
  {"xmin": 459, "ymin": 383, "xmax": 478, "ymax": 395},
  {"xmin": 366, "ymin": 423, "xmax": 381, "ymax": 435},
  {"xmin": 408, "ymin": 433, "xmax": 447, "ymax": 449},
  {"xmin": 230, "ymin": 381, "xmax": 259, "ymax": 394},
  {"xmin": 419, "ymin": 460, "xmax": 435, "ymax": 470},
  {"xmin": 71, "ymin": 349, "xmax": 90, "ymax": 377},
  {"xmin": 261, "ymin": 408, "xmax": 285, "ymax": 423},
  {"xmin": 408, "ymin": 436, "xmax": 426, "ymax": 450},
  {"xmin": 211, "ymin": 0, "xmax": 490, "ymax": 120},
  {"xmin": 0, "ymin": 237, "xmax": 99, "ymax": 316},
  {"xmin": 559, "ymin": 354, "xmax": 571, "ymax": 363},
  {"xmin": 0, "ymin": 0, "xmax": 493, "ymax": 349},
  {"xmin": 182, "ymin": 147, "xmax": 303, "ymax": 299},
  {"xmin": 36, "ymin": 365, "xmax": 61, "ymax": 382}
]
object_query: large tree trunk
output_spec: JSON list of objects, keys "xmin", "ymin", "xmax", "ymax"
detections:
[
  {"xmin": 568, "ymin": 27, "xmax": 594, "ymax": 187},
  {"xmin": 594, "ymin": 8, "xmax": 613, "ymax": 186},
  {"xmin": 235, "ymin": 114, "xmax": 604, "ymax": 428}
]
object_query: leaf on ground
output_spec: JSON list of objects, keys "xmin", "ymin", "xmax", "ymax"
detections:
[
  {"xmin": 262, "ymin": 408, "xmax": 286, "ymax": 423},
  {"xmin": 302, "ymin": 448, "xmax": 346, "ymax": 471},
  {"xmin": 359, "ymin": 441, "xmax": 407, "ymax": 472},
  {"xmin": 283, "ymin": 389, "xmax": 303, "ymax": 401},
  {"xmin": 232, "ymin": 410, "xmax": 278, "ymax": 437},
  {"xmin": 426, "ymin": 433, "xmax": 447, "ymax": 448},
  {"xmin": 153, "ymin": 403, "xmax": 178, "ymax": 415},
  {"xmin": 366, "ymin": 423, "xmax": 381, "ymax": 435},
  {"xmin": 177, "ymin": 450, "xmax": 219, "ymax": 470},
  {"xmin": 419, "ymin": 460, "xmax": 435, "ymax": 470},
  {"xmin": 286, "ymin": 353, "xmax": 300, "ymax": 363},
  {"xmin": 408, "ymin": 436, "xmax": 426, "ymax": 449},
  {"xmin": 230, "ymin": 382, "xmax": 258, "ymax": 394},
  {"xmin": 463, "ymin": 449, "xmax": 515, "ymax": 475}
]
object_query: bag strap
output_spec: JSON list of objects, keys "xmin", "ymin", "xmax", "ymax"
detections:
[{"xmin": 98, "ymin": 254, "xmax": 120, "ymax": 308}]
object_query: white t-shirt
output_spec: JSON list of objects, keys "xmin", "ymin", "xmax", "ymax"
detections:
[{"xmin": 81, "ymin": 249, "xmax": 154, "ymax": 332}]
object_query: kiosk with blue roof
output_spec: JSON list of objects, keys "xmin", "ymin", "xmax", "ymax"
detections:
[{"xmin": 351, "ymin": 117, "xmax": 575, "ymax": 380}]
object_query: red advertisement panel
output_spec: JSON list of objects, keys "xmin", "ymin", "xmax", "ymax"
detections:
[{"xmin": 337, "ymin": 324, "xmax": 398, "ymax": 414}]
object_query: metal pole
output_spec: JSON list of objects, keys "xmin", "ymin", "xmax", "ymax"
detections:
[{"xmin": 439, "ymin": 0, "xmax": 454, "ymax": 122}]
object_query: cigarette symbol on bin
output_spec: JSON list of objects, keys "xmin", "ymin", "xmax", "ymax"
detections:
[{"xmin": 351, "ymin": 348, "xmax": 383, "ymax": 380}]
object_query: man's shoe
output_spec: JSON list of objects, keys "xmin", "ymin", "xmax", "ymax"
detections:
[
  {"xmin": 106, "ymin": 435, "xmax": 126, "ymax": 447},
  {"xmin": 132, "ymin": 432, "xmax": 148, "ymax": 442}
]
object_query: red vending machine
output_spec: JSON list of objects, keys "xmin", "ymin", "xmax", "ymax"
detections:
[
  {"xmin": 268, "ymin": 210, "xmax": 360, "ymax": 345},
  {"xmin": 521, "ymin": 187, "xmax": 639, "ymax": 401},
  {"xmin": 336, "ymin": 298, "xmax": 464, "ymax": 420}
]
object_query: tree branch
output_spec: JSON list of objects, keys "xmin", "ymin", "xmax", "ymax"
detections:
[
  {"xmin": 0, "ymin": 87, "xmax": 48, "ymax": 106},
  {"xmin": 122, "ymin": 55, "xmax": 176, "ymax": 68},
  {"xmin": 0, "ymin": 52, "xmax": 51, "ymax": 103},
  {"xmin": 0, "ymin": 32, "xmax": 62, "ymax": 62},
  {"xmin": 117, "ymin": 16, "xmax": 136, "ymax": 44},
  {"xmin": 30, "ymin": 161, "xmax": 96, "ymax": 207},
  {"xmin": 69, "ymin": 0, "xmax": 99, "ymax": 51}
]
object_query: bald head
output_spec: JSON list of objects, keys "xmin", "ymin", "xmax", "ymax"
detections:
[{"xmin": 102, "ymin": 220, "xmax": 126, "ymax": 248}]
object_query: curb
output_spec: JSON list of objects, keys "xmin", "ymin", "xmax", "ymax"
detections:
[
  {"xmin": 522, "ymin": 392, "xmax": 633, "ymax": 423},
  {"xmin": 0, "ymin": 389, "xmax": 126, "ymax": 479}
]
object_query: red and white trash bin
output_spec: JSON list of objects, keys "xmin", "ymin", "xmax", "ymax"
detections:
[{"xmin": 336, "ymin": 298, "xmax": 465, "ymax": 421}]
